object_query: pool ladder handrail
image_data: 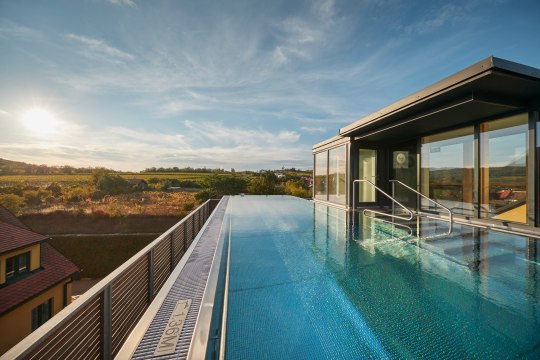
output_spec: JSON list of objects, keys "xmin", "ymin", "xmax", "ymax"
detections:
[
  {"xmin": 389, "ymin": 180, "xmax": 453, "ymax": 237},
  {"xmin": 353, "ymin": 179, "xmax": 414, "ymax": 221}
]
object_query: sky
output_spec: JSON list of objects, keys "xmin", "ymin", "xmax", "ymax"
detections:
[{"xmin": 1, "ymin": 0, "xmax": 539, "ymax": 172}]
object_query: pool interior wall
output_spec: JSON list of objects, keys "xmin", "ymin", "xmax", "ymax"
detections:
[{"xmin": 222, "ymin": 195, "xmax": 539, "ymax": 359}]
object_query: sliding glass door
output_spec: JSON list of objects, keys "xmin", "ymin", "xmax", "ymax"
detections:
[
  {"xmin": 480, "ymin": 114, "xmax": 529, "ymax": 223},
  {"xmin": 421, "ymin": 127, "xmax": 474, "ymax": 215},
  {"xmin": 358, "ymin": 148, "xmax": 376, "ymax": 203}
]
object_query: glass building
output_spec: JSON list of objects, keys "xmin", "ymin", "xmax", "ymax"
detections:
[{"xmin": 313, "ymin": 57, "xmax": 540, "ymax": 234}]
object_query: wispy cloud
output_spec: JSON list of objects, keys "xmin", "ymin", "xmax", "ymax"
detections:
[
  {"xmin": 65, "ymin": 34, "xmax": 135, "ymax": 63},
  {"xmin": 106, "ymin": 0, "xmax": 137, "ymax": 8},
  {"xmin": 300, "ymin": 126, "xmax": 326, "ymax": 133},
  {"xmin": 0, "ymin": 21, "xmax": 42, "ymax": 40},
  {"xmin": 184, "ymin": 120, "xmax": 300, "ymax": 147},
  {"xmin": 403, "ymin": 0, "xmax": 485, "ymax": 35},
  {"xmin": 272, "ymin": 0, "xmax": 337, "ymax": 62},
  {"xmin": 0, "ymin": 109, "xmax": 11, "ymax": 117}
]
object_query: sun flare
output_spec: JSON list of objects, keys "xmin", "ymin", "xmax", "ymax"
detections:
[{"xmin": 22, "ymin": 108, "xmax": 59, "ymax": 135}]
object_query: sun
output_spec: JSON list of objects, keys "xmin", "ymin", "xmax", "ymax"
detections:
[{"xmin": 22, "ymin": 108, "xmax": 59, "ymax": 135}]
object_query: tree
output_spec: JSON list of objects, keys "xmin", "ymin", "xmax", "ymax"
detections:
[
  {"xmin": 92, "ymin": 170, "xmax": 131, "ymax": 195},
  {"xmin": 248, "ymin": 171, "xmax": 281, "ymax": 195},
  {"xmin": 195, "ymin": 174, "xmax": 247, "ymax": 201}
]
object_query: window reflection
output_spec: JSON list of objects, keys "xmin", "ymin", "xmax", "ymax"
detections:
[
  {"xmin": 328, "ymin": 146, "xmax": 347, "ymax": 204},
  {"xmin": 480, "ymin": 114, "xmax": 528, "ymax": 223},
  {"xmin": 314, "ymin": 152, "xmax": 328, "ymax": 200},
  {"xmin": 421, "ymin": 127, "xmax": 474, "ymax": 215}
]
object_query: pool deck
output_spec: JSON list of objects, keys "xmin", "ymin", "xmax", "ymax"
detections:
[{"xmin": 116, "ymin": 197, "xmax": 229, "ymax": 360}]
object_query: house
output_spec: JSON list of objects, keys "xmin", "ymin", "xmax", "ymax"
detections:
[
  {"xmin": 0, "ymin": 206, "xmax": 79, "ymax": 355},
  {"xmin": 313, "ymin": 56, "xmax": 540, "ymax": 234},
  {"xmin": 128, "ymin": 178, "xmax": 148, "ymax": 190}
]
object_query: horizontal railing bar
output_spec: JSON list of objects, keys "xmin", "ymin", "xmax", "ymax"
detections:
[
  {"xmin": 55, "ymin": 316, "xmax": 101, "ymax": 360},
  {"xmin": 2, "ymin": 200, "xmax": 216, "ymax": 360},
  {"xmin": 111, "ymin": 267, "xmax": 148, "ymax": 299},
  {"xmin": 112, "ymin": 263, "xmax": 148, "ymax": 294},
  {"xmin": 112, "ymin": 298, "xmax": 146, "ymax": 327},
  {"xmin": 30, "ymin": 302, "xmax": 101, "ymax": 360}
]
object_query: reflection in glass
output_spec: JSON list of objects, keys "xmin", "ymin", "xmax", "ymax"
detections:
[
  {"xmin": 480, "ymin": 113, "xmax": 528, "ymax": 223},
  {"xmin": 314, "ymin": 151, "xmax": 328, "ymax": 200},
  {"xmin": 358, "ymin": 149, "xmax": 376, "ymax": 202},
  {"xmin": 421, "ymin": 127, "xmax": 474, "ymax": 215},
  {"xmin": 328, "ymin": 145, "xmax": 347, "ymax": 204}
]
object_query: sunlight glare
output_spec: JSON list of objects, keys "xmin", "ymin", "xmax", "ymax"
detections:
[{"xmin": 22, "ymin": 108, "xmax": 59, "ymax": 135}]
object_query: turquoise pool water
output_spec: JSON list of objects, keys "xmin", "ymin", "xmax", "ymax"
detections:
[{"xmin": 225, "ymin": 196, "xmax": 540, "ymax": 359}]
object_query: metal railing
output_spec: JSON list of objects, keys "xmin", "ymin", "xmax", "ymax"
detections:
[
  {"xmin": 390, "ymin": 180, "xmax": 453, "ymax": 236},
  {"xmin": 352, "ymin": 179, "xmax": 414, "ymax": 221},
  {"xmin": 2, "ymin": 199, "xmax": 220, "ymax": 360}
]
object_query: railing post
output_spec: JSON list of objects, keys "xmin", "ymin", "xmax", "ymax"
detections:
[
  {"xmin": 170, "ymin": 232, "xmax": 175, "ymax": 271},
  {"xmin": 102, "ymin": 285, "xmax": 112, "ymax": 360},
  {"xmin": 148, "ymin": 249, "xmax": 154, "ymax": 301}
]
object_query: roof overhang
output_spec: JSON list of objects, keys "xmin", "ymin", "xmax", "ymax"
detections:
[{"xmin": 339, "ymin": 56, "xmax": 540, "ymax": 142}]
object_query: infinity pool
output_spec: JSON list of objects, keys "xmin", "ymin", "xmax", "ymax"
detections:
[{"xmin": 224, "ymin": 196, "xmax": 539, "ymax": 359}]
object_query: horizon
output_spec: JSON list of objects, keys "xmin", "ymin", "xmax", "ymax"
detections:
[
  {"xmin": 0, "ymin": 157, "xmax": 312, "ymax": 173},
  {"xmin": 1, "ymin": 0, "xmax": 540, "ymax": 171}
]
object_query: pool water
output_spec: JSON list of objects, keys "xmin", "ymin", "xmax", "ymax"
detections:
[{"xmin": 225, "ymin": 196, "xmax": 540, "ymax": 359}]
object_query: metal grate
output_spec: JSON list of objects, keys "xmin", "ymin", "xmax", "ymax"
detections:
[
  {"xmin": 3, "ymin": 199, "xmax": 220, "ymax": 360},
  {"xmin": 129, "ymin": 197, "xmax": 229, "ymax": 359}
]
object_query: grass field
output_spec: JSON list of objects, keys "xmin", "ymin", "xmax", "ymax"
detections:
[
  {"xmin": 49, "ymin": 234, "xmax": 157, "ymax": 278},
  {"xmin": 0, "ymin": 172, "xmax": 230, "ymax": 186}
]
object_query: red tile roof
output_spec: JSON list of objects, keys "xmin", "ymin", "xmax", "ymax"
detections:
[
  {"xmin": 0, "ymin": 243, "xmax": 79, "ymax": 315},
  {"xmin": 0, "ymin": 221, "xmax": 49, "ymax": 255},
  {"xmin": 0, "ymin": 206, "xmax": 30, "ymax": 230},
  {"xmin": 0, "ymin": 205, "xmax": 49, "ymax": 254}
]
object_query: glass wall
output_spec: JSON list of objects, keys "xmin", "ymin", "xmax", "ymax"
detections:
[
  {"xmin": 421, "ymin": 127, "xmax": 474, "ymax": 215},
  {"xmin": 480, "ymin": 113, "xmax": 528, "ymax": 223},
  {"xmin": 328, "ymin": 146, "xmax": 347, "ymax": 204},
  {"xmin": 314, "ymin": 151, "xmax": 328, "ymax": 200}
]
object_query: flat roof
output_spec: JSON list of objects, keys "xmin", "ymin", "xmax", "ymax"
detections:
[{"xmin": 322, "ymin": 56, "xmax": 540, "ymax": 143}]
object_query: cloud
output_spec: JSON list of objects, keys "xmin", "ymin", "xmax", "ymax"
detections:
[
  {"xmin": 300, "ymin": 126, "xmax": 326, "ymax": 133},
  {"xmin": 0, "ymin": 21, "xmax": 42, "ymax": 40},
  {"xmin": 0, "ymin": 116, "xmax": 311, "ymax": 171},
  {"xmin": 65, "ymin": 34, "xmax": 135, "ymax": 63},
  {"xmin": 272, "ymin": 0, "xmax": 337, "ymax": 62},
  {"xmin": 403, "ymin": 1, "xmax": 485, "ymax": 35},
  {"xmin": 0, "ymin": 109, "xmax": 11, "ymax": 118},
  {"xmin": 106, "ymin": 0, "xmax": 137, "ymax": 8},
  {"xmin": 184, "ymin": 120, "xmax": 300, "ymax": 147}
]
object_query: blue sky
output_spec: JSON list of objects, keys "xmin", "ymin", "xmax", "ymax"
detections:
[{"xmin": 1, "ymin": 0, "xmax": 539, "ymax": 171}]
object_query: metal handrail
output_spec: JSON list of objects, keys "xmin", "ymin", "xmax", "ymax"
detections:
[
  {"xmin": 389, "ymin": 180, "xmax": 453, "ymax": 236},
  {"xmin": 2, "ymin": 199, "xmax": 220, "ymax": 360},
  {"xmin": 352, "ymin": 179, "xmax": 414, "ymax": 221}
]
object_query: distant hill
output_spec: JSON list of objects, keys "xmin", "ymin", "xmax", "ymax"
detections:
[
  {"xmin": 0, "ymin": 158, "xmax": 106, "ymax": 176},
  {"xmin": 0, "ymin": 158, "xmax": 312, "ymax": 176}
]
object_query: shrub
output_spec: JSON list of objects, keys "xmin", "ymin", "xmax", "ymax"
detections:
[
  {"xmin": 283, "ymin": 180, "xmax": 311, "ymax": 198},
  {"xmin": 23, "ymin": 190, "xmax": 42, "ymax": 206},
  {"xmin": 0, "ymin": 194, "xmax": 24, "ymax": 214},
  {"xmin": 182, "ymin": 202, "xmax": 195, "ymax": 211},
  {"xmin": 64, "ymin": 187, "xmax": 86, "ymax": 203},
  {"xmin": 46, "ymin": 182, "xmax": 62, "ymax": 197},
  {"xmin": 194, "ymin": 189, "xmax": 218, "ymax": 202},
  {"xmin": 95, "ymin": 173, "xmax": 131, "ymax": 195}
]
